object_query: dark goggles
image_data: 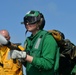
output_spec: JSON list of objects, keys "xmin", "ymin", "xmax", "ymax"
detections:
[{"xmin": 24, "ymin": 16, "xmax": 40, "ymax": 24}]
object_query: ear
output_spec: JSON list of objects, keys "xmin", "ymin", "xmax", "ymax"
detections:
[{"xmin": 0, "ymin": 34, "xmax": 8, "ymax": 44}]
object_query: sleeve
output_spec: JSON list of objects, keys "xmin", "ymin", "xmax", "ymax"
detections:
[{"xmin": 31, "ymin": 34, "xmax": 59, "ymax": 70}]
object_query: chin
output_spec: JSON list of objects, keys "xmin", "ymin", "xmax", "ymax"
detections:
[{"xmin": 27, "ymin": 29, "xmax": 32, "ymax": 32}]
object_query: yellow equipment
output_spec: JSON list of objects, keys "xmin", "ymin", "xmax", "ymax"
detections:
[{"xmin": 0, "ymin": 42, "xmax": 25, "ymax": 75}]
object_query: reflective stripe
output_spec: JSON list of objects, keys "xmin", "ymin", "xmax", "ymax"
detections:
[{"xmin": 34, "ymin": 38, "xmax": 41, "ymax": 49}]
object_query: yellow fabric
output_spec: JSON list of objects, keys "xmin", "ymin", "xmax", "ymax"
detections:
[{"xmin": 0, "ymin": 46, "xmax": 23, "ymax": 75}]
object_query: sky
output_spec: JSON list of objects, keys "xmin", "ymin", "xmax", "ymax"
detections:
[{"xmin": 0, "ymin": 0, "xmax": 76, "ymax": 75}]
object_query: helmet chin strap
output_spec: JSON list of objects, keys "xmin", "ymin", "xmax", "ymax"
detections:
[
  {"xmin": 25, "ymin": 30, "xmax": 28, "ymax": 40},
  {"xmin": 25, "ymin": 30, "xmax": 28, "ymax": 35}
]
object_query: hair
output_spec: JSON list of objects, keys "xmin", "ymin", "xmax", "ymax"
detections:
[{"xmin": 38, "ymin": 13, "xmax": 45, "ymax": 30}]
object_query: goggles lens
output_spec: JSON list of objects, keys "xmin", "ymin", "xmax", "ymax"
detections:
[{"xmin": 24, "ymin": 16, "xmax": 39, "ymax": 24}]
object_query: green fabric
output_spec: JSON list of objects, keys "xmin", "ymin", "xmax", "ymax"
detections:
[
  {"xmin": 54, "ymin": 47, "xmax": 60, "ymax": 72},
  {"xmin": 71, "ymin": 65, "xmax": 76, "ymax": 74},
  {"xmin": 24, "ymin": 30, "xmax": 60, "ymax": 75},
  {"xmin": 25, "ymin": 10, "xmax": 39, "ymax": 17}
]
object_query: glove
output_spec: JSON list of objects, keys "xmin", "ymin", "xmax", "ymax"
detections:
[
  {"xmin": 48, "ymin": 29, "xmax": 65, "ymax": 41},
  {"xmin": 10, "ymin": 50, "xmax": 27, "ymax": 59}
]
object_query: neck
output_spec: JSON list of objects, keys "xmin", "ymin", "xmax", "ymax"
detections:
[{"xmin": 32, "ymin": 29, "xmax": 39, "ymax": 35}]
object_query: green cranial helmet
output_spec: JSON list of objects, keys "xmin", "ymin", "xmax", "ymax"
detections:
[
  {"xmin": 25, "ymin": 10, "xmax": 40, "ymax": 17},
  {"xmin": 22, "ymin": 10, "xmax": 45, "ymax": 30}
]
